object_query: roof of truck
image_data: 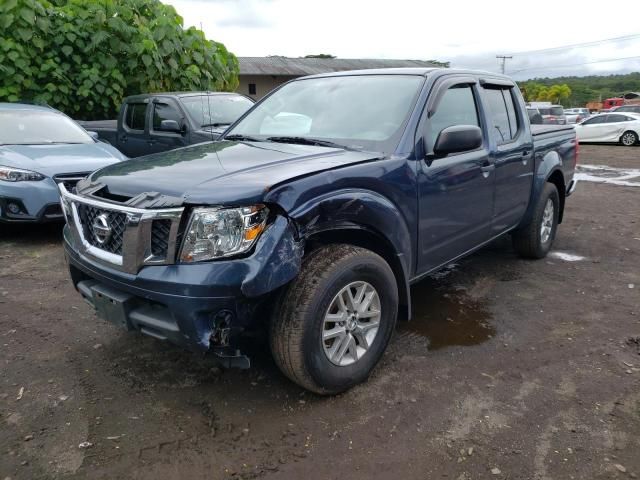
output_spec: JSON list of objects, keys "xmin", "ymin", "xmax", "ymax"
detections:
[{"xmin": 301, "ymin": 67, "xmax": 511, "ymax": 80}]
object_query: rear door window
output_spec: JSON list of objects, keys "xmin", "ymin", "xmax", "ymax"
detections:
[
  {"xmin": 484, "ymin": 88, "xmax": 517, "ymax": 143},
  {"xmin": 124, "ymin": 103, "xmax": 147, "ymax": 131},
  {"xmin": 606, "ymin": 114, "xmax": 628, "ymax": 123},
  {"xmin": 152, "ymin": 102, "xmax": 182, "ymax": 131}
]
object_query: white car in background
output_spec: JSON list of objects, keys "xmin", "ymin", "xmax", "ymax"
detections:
[
  {"xmin": 564, "ymin": 108, "xmax": 591, "ymax": 124},
  {"xmin": 575, "ymin": 112, "xmax": 640, "ymax": 146}
]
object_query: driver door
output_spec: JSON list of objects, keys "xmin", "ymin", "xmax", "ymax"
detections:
[{"xmin": 417, "ymin": 80, "xmax": 495, "ymax": 274}]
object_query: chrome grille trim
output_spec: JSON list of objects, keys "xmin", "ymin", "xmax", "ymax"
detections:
[{"xmin": 58, "ymin": 183, "xmax": 184, "ymax": 274}]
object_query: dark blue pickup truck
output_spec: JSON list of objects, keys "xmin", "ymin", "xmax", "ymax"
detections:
[{"xmin": 59, "ymin": 68, "xmax": 577, "ymax": 394}]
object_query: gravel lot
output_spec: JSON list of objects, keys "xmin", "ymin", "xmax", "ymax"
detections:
[{"xmin": 1, "ymin": 144, "xmax": 639, "ymax": 480}]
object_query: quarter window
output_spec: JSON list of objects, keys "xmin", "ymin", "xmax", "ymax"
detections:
[
  {"xmin": 427, "ymin": 84, "xmax": 479, "ymax": 148},
  {"xmin": 124, "ymin": 103, "xmax": 146, "ymax": 130},
  {"xmin": 152, "ymin": 102, "xmax": 182, "ymax": 131}
]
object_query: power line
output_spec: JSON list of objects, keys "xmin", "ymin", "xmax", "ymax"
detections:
[
  {"xmin": 496, "ymin": 55, "xmax": 512, "ymax": 74},
  {"xmin": 506, "ymin": 33, "xmax": 640, "ymax": 56},
  {"xmin": 510, "ymin": 55, "xmax": 640, "ymax": 74}
]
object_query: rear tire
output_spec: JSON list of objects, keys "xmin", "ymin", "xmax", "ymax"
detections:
[
  {"xmin": 620, "ymin": 131, "xmax": 638, "ymax": 146},
  {"xmin": 512, "ymin": 182, "xmax": 560, "ymax": 259},
  {"xmin": 269, "ymin": 244, "xmax": 398, "ymax": 395}
]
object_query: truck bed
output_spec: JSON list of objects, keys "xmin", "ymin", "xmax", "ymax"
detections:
[
  {"xmin": 530, "ymin": 124, "xmax": 575, "ymax": 138},
  {"xmin": 78, "ymin": 120, "xmax": 117, "ymax": 131}
]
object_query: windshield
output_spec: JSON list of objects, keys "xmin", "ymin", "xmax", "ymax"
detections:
[
  {"xmin": 225, "ymin": 75, "xmax": 425, "ymax": 152},
  {"xmin": 0, "ymin": 110, "xmax": 93, "ymax": 145},
  {"xmin": 181, "ymin": 95, "xmax": 254, "ymax": 128}
]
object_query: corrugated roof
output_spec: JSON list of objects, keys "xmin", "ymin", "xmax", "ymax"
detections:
[{"xmin": 238, "ymin": 57, "xmax": 440, "ymax": 76}]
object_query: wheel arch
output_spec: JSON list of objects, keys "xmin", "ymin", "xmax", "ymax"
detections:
[
  {"xmin": 305, "ymin": 227, "xmax": 411, "ymax": 320},
  {"xmin": 546, "ymin": 168, "xmax": 566, "ymax": 223},
  {"xmin": 288, "ymin": 189, "xmax": 414, "ymax": 320}
]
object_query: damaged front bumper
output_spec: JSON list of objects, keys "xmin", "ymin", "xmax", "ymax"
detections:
[{"xmin": 63, "ymin": 215, "xmax": 303, "ymax": 366}]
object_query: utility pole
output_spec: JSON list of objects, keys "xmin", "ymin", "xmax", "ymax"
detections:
[{"xmin": 496, "ymin": 55, "xmax": 513, "ymax": 74}]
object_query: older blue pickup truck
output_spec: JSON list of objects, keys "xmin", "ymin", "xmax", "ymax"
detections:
[
  {"xmin": 60, "ymin": 68, "xmax": 577, "ymax": 394},
  {"xmin": 80, "ymin": 92, "xmax": 254, "ymax": 157}
]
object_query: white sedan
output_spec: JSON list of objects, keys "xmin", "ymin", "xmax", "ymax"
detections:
[{"xmin": 575, "ymin": 112, "xmax": 640, "ymax": 146}]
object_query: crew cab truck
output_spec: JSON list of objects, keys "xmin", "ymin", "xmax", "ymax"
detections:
[
  {"xmin": 60, "ymin": 68, "xmax": 577, "ymax": 394},
  {"xmin": 80, "ymin": 92, "xmax": 254, "ymax": 158}
]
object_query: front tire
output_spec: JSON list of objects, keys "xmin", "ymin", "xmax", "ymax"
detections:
[
  {"xmin": 620, "ymin": 131, "xmax": 638, "ymax": 147},
  {"xmin": 270, "ymin": 244, "xmax": 398, "ymax": 395},
  {"xmin": 512, "ymin": 182, "xmax": 560, "ymax": 259}
]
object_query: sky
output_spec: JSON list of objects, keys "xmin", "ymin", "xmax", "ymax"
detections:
[{"xmin": 164, "ymin": 0, "xmax": 640, "ymax": 80}]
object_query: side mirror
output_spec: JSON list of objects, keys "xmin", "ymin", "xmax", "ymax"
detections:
[
  {"xmin": 87, "ymin": 131, "xmax": 99, "ymax": 140},
  {"xmin": 159, "ymin": 119, "xmax": 181, "ymax": 133},
  {"xmin": 433, "ymin": 125, "xmax": 483, "ymax": 156}
]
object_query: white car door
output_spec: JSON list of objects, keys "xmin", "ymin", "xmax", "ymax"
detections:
[
  {"xmin": 576, "ymin": 115, "xmax": 607, "ymax": 141},
  {"xmin": 599, "ymin": 114, "xmax": 630, "ymax": 142}
]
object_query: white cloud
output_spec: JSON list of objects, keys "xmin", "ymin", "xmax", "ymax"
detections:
[{"xmin": 165, "ymin": 0, "xmax": 640, "ymax": 79}]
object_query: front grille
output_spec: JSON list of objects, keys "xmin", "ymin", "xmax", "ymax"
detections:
[
  {"xmin": 151, "ymin": 219, "xmax": 172, "ymax": 257},
  {"xmin": 77, "ymin": 204, "xmax": 127, "ymax": 255},
  {"xmin": 53, "ymin": 173, "xmax": 89, "ymax": 192}
]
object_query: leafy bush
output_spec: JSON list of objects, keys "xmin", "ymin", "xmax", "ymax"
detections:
[{"xmin": 0, "ymin": 0, "xmax": 239, "ymax": 119}]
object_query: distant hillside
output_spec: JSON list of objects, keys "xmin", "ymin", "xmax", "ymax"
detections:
[{"xmin": 517, "ymin": 72, "xmax": 640, "ymax": 107}]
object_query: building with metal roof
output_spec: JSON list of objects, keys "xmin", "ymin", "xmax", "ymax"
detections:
[{"xmin": 237, "ymin": 57, "xmax": 441, "ymax": 99}]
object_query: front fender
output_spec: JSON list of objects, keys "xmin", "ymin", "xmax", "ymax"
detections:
[
  {"xmin": 240, "ymin": 215, "xmax": 304, "ymax": 297},
  {"xmin": 288, "ymin": 189, "xmax": 413, "ymax": 312}
]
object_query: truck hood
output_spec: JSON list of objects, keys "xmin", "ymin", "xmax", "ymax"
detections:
[
  {"xmin": 86, "ymin": 140, "xmax": 382, "ymax": 206},
  {"xmin": 0, "ymin": 143, "xmax": 125, "ymax": 177}
]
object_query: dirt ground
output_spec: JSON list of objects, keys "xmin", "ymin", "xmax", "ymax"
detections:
[{"xmin": 1, "ymin": 144, "xmax": 639, "ymax": 480}]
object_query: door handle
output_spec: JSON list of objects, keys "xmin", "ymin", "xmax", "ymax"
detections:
[
  {"xmin": 522, "ymin": 150, "xmax": 531, "ymax": 156},
  {"xmin": 481, "ymin": 164, "xmax": 495, "ymax": 178}
]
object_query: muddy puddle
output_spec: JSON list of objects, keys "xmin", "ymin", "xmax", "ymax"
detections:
[{"xmin": 400, "ymin": 279, "xmax": 495, "ymax": 349}]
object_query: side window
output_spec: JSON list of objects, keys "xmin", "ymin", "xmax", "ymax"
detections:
[
  {"xmin": 484, "ymin": 88, "xmax": 512, "ymax": 144},
  {"xmin": 152, "ymin": 102, "xmax": 182, "ymax": 131},
  {"xmin": 502, "ymin": 89, "xmax": 519, "ymax": 138},
  {"xmin": 427, "ymin": 84, "xmax": 479, "ymax": 147},
  {"xmin": 583, "ymin": 116, "xmax": 605, "ymax": 125},
  {"xmin": 606, "ymin": 114, "xmax": 627, "ymax": 123},
  {"xmin": 124, "ymin": 103, "xmax": 146, "ymax": 130}
]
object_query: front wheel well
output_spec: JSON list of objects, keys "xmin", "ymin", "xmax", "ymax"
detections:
[
  {"xmin": 304, "ymin": 228, "xmax": 410, "ymax": 320},
  {"xmin": 547, "ymin": 170, "xmax": 566, "ymax": 223}
]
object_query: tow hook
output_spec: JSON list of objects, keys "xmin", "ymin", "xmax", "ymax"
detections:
[{"xmin": 210, "ymin": 310, "xmax": 250, "ymax": 369}]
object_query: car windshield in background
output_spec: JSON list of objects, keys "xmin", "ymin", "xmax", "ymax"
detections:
[
  {"xmin": 225, "ymin": 74, "xmax": 425, "ymax": 152},
  {"xmin": 538, "ymin": 107, "xmax": 564, "ymax": 116},
  {"xmin": 0, "ymin": 110, "xmax": 93, "ymax": 146},
  {"xmin": 182, "ymin": 95, "xmax": 254, "ymax": 128}
]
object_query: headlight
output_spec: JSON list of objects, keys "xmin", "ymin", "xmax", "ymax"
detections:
[
  {"xmin": 179, "ymin": 205, "xmax": 269, "ymax": 262},
  {"xmin": 0, "ymin": 165, "xmax": 45, "ymax": 182}
]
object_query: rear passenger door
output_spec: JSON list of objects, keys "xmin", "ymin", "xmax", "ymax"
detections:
[
  {"xmin": 148, "ymin": 99, "xmax": 189, "ymax": 154},
  {"xmin": 481, "ymin": 83, "xmax": 533, "ymax": 233},
  {"xmin": 118, "ymin": 102, "xmax": 150, "ymax": 157},
  {"xmin": 598, "ymin": 114, "xmax": 633, "ymax": 142}
]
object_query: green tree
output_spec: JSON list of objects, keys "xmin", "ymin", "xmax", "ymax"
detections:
[{"xmin": 0, "ymin": 0, "xmax": 239, "ymax": 119}]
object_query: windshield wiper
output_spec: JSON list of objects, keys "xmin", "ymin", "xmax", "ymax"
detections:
[
  {"xmin": 201, "ymin": 122, "xmax": 231, "ymax": 128},
  {"xmin": 266, "ymin": 136, "xmax": 350, "ymax": 149},
  {"xmin": 224, "ymin": 134, "xmax": 262, "ymax": 142}
]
